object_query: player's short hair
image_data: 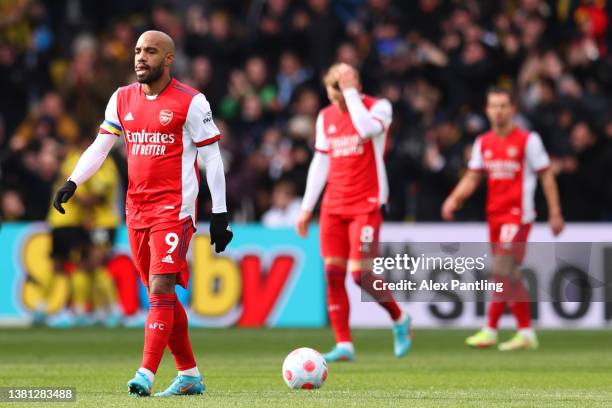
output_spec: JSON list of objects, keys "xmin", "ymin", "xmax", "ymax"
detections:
[
  {"xmin": 323, "ymin": 63, "xmax": 359, "ymax": 90},
  {"xmin": 486, "ymin": 86, "xmax": 516, "ymax": 104}
]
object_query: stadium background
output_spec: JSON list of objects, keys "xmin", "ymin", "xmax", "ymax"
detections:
[{"xmin": 1, "ymin": 0, "xmax": 612, "ymax": 329}]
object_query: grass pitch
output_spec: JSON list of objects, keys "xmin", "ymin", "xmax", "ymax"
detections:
[{"xmin": 0, "ymin": 328, "xmax": 610, "ymax": 407}]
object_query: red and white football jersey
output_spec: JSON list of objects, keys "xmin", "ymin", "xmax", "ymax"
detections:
[
  {"xmin": 468, "ymin": 127, "xmax": 550, "ymax": 224},
  {"xmin": 99, "ymin": 78, "xmax": 220, "ymax": 229},
  {"xmin": 315, "ymin": 95, "xmax": 391, "ymax": 215}
]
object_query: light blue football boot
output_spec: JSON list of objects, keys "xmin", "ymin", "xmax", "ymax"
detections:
[
  {"xmin": 102, "ymin": 312, "xmax": 122, "ymax": 328},
  {"xmin": 127, "ymin": 370, "xmax": 152, "ymax": 397},
  {"xmin": 323, "ymin": 345, "xmax": 355, "ymax": 362},
  {"xmin": 393, "ymin": 314, "xmax": 413, "ymax": 358},
  {"xmin": 154, "ymin": 374, "xmax": 205, "ymax": 397},
  {"xmin": 47, "ymin": 311, "xmax": 76, "ymax": 328}
]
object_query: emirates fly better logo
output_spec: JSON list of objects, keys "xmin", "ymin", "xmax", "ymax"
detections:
[{"xmin": 159, "ymin": 109, "xmax": 173, "ymax": 126}]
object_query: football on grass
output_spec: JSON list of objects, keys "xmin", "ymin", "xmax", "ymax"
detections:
[{"xmin": 282, "ymin": 347, "xmax": 328, "ymax": 389}]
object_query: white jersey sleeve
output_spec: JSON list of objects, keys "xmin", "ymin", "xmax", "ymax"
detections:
[
  {"xmin": 314, "ymin": 113, "xmax": 329, "ymax": 153},
  {"xmin": 468, "ymin": 137, "xmax": 484, "ymax": 171},
  {"xmin": 370, "ymin": 99, "xmax": 393, "ymax": 131},
  {"xmin": 197, "ymin": 142, "xmax": 227, "ymax": 213},
  {"xmin": 301, "ymin": 152, "xmax": 329, "ymax": 212},
  {"xmin": 526, "ymin": 132, "xmax": 550, "ymax": 172},
  {"xmin": 342, "ymin": 88, "xmax": 391, "ymax": 139},
  {"xmin": 99, "ymin": 89, "xmax": 122, "ymax": 137},
  {"xmin": 185, "ymin": 93, "xmax": 221, "ymax": 146},
  {"xmin": 68, "ymin": 133, "xmax": 116, "ymax": 185}
]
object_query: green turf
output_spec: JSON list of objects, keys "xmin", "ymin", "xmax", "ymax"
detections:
[{"xmin": 0, "ymin": 328, "xmax": 610, "ymax": 407}]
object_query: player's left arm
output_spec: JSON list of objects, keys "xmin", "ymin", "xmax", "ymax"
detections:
[
  {"xmin": 53, "ymin": 90, "xmax": 121, "ymax": 214},
  {"xmin": 296, "ymin": 113, "xmax": 329, "ymax": 238},
  {"xmin": 187, "ymin": 93, "xmax": 233, "ymax": 252},
  {"xmin": 343, "ymin": 89, "xmax": 392, "ymax": 139},
  {"xmin": 528, "ymin": 132, "xmax": 564, "ymax": 236}
]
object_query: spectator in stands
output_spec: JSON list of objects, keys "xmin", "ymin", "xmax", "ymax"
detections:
[
  {"xmin": 262, "ymin": 180, "xmax": 302, "ymax": 227},
  {"xmin": 1, "ymin": 189, "xmax": 26, "ymax": 221},
  {"xmin": 10, "ymin": 92, "xmax": 79, "ymax": 152},
  {"xmin": 276, "ymin": 50, "xmax": 312, "ymax": 108},
  {"xmin": 557, "ymin": 122, "xmax": 605, "ymax": 221}
]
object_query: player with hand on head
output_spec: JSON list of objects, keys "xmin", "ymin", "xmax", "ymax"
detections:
[
  {"xmin": 442, "ymin": 87, "xmax": 564, "ymax": 351},
  {"xmin": 296, "ymin": 63, "xmax": 412, "ymax": 362},
  {"xmin": 53, "ymin": 30, "xmax": 233, "ymax": 397}
]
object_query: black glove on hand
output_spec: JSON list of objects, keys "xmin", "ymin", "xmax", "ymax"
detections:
[
  {"xmin": 53, "ymin": 180, "xmax": 77, "ymax": 214},
  {"xmin": 210, "ymin": 212, "xmax": 233, "ymax": 253}
]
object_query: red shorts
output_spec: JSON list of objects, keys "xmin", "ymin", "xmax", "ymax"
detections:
[
  {"xmin": 127, "ymin": 218, "xmax": 194, "ymax": 288},
  {"xmin": 319, "ymin": 209, "xmax": 382, "ymax": 261},
  {"xmin": 488, "ymin": 221, "xmax": 531, "ymax": 263}
]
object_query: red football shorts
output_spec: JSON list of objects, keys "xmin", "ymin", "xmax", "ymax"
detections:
[
  {"xmin": 319, "ymin": 208, "xmax": 382, "ymax": 261},
  {"xmin": 128, "ymin": 218, "xmax": 195, "ymax": 288},
  {"xmin": 488, "ymin": 221, "xmax": 531, "ymax": 263}
]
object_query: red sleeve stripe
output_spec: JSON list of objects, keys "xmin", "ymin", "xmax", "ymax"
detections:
[
  {"xmin": 195, "ymin": 134, "xmax": 221, "ymax": 147},
  {"xmin": 372, "ymin": 117, "xmax": 385, "ymax": 129},
  {"xmin": 536, "ymin": 165, "xmax": 550, "ymax": 174},
  {"xmin": 315, "ymin": 148, "xmax": 329, "ymax": 154}
]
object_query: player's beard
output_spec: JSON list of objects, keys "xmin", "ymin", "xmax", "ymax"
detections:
[
  {"xmin": 495, "ymin": 118, "xmax": 511, "ymax": 131},
  {"xmin": 136, "ymin": 63, "xmax": 164, "ymax": 84}
]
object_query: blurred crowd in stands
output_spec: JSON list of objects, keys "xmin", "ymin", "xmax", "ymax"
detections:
[{"xmin": 2, "ymin": 0, "xmax": 612, "ymax": 225}]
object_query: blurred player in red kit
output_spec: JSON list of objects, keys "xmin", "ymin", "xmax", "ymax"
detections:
[
  {"xmin": 296, "ymin": 63, "xmax": 412, "ymax": 362},
  {"xmin": 442, "ymin": 87, "xmax": 564, "ymax": 350},
  {"xmin": 52, "ymin": 31, "xmax": 233, "ymax": 396}
]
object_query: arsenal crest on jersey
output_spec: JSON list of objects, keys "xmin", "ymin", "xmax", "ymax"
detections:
[
  {"xmin": 159, "ymin": 109, "xmax": 173, "ymax": 126},
  {"xmin": 507, "ymin": 146, "xmax": 518, "ymax": 158}
]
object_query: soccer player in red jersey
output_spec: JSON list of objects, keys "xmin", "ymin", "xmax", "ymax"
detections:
[
  {"xmin": 442, "ymin": 87, "xmax": 564, "ymax": 350},
  {"xmin": 52, "ymin": 31, "xmax": 233, "ymax": 396},
  {"xmin": 296, "ymin": 63, "xmax": 412, "ymax": 362}
]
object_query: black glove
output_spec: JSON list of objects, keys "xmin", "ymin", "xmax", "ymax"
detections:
[
  {"xmin": 210, "ymin": 212, "xmax": 233, "ymax": 253},
  {"xmin": 53, "ymin": 180, "xmax": 77, "ymax": 214}
]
